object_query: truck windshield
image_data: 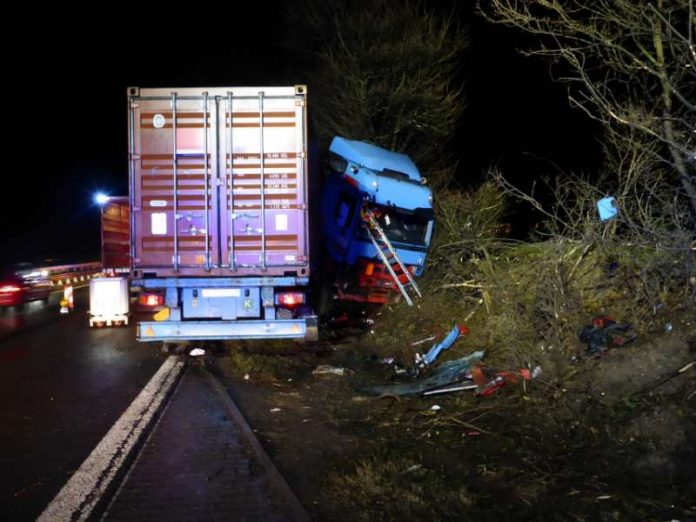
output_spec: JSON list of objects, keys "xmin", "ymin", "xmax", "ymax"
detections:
[{"xmin": 368, "ymin": 206, "xmax": 430, "ymax": 246}]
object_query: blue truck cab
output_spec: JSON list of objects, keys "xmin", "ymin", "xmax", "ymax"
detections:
[{"xmin": 320, "ymin": 137, "xmax": 434, "ymax": 304}]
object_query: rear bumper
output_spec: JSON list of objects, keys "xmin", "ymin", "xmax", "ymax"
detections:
[{"xmin": 137, "ymin": 316, "xmax": 318, "ymax": 342}]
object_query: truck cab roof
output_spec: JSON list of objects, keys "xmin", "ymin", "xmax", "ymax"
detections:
[
  {"xmin": 329, "ymin": 137, "xmax": 432, "ymax": 210},
  {"xmin": 330, "ymin": 137, "xmax": 422, "ymax": 183}
]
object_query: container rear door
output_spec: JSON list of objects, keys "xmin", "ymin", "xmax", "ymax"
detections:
[
  {"xmin": 222, "ymin": 89, "xmax": 308, "ymax": 271},
  {"xmin": 129, "ymin": 87, "xmax": 308, "ymax": 276},
  {"xmin": 101, "ymin": 197, "xmax": 130, "ymax": 269},
  {"xmin": 130, "ymin": 91, "xmax": 219, "ymax": 271}
]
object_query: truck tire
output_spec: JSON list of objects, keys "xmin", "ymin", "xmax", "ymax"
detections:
[{"xmin": 315, "ymin": 278, "xmax": 335, "ymax": 317}]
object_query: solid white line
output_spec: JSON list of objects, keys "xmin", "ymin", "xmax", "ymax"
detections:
[{"xmin": 38, "ymin": 355, "xmax": 184, "ymax": 522}]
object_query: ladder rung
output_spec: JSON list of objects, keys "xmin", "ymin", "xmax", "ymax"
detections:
[{"xmin": 361, "ymin": 205, "xmax": 421, "ymax": 306}]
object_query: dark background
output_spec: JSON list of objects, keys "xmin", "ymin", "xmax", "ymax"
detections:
[{"xmin": 1, "ymin": 3, "xmax": 600, "ymax": 268}]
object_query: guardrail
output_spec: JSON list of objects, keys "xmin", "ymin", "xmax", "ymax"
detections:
[{"xmin": 27, "ymin": 262, "xmax": 105, "ymax": 287}]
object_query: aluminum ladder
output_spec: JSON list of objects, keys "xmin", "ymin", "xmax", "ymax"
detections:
[{"xmin": 361, "ymin": 207, "xmax": 422, "ymax": 306}]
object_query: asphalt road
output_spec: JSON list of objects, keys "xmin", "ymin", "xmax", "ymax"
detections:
[{"xmin": 0, "ymin": 287, "xmax": 165, "ymax": 521}]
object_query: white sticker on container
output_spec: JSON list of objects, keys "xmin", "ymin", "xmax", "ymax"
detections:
[
  {"xmin": 150, "ymin": 200, "xmax": 167, "ymax": 207},
  {"xmin": 285, "ymin": 254, "xmax": 296, "ymax": 262},
  {"xmin": 152, "ymin": 113, "xmax": 166, "ymax": 129},
  {"xmin": 201, "ymin": 288, "xmax": 241, "ymax": 298},
  {"xmin": 275, "ymin": 214, "xmax": 288, "ymax": 231},
  {"xmin": 151, "ymin": 213, "xmax": 167, "ymax": 235}
]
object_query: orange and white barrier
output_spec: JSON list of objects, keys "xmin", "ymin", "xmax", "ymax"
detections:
[{"xmin": 60, "ymin": 285, "xmax": 74, "ymax": 314}]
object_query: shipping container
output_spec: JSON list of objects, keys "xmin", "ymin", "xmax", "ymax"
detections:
[
  {"xmin": 128, "ymin": 86, "xmax": 316, "ymax": 342},
  {"xmin": 129, "ymin": 86, "xmax": 309, "ymax": 277},
  {"xmin": 100, "ymin": 197, "xmax": 130, "ymax": 272}
]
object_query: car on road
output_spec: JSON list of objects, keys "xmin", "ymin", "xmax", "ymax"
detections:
[{"xmin": 0, "ymin": 266, "xmax": 52, "ymax": 307}]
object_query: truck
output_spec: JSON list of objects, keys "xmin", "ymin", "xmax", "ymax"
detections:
[
  {"xmin": 320, "ymin": 137, "xmax": 434, "ymax": 307},
  {"xmin": 127, "ymin": 86, "xmax": 317, "ymax": 342},
  {"xmin": 89, "ymin": 196, "xmax": 132, "ymax": 327}
]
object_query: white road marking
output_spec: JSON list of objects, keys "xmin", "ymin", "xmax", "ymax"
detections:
[{"xmin": 38, "ymin": 355, "xmax": 184, "ymax": 521}]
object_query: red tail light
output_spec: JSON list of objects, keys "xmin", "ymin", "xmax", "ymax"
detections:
[
  {"xmin": 364, "ymin": 263, "xmax": 375, "ymax": 276},
  {"xmin": 0, "ymin": 285, "xmax": 21, "ymax": 293},
  {"xmin": 139, "ymin": 293, "xmax": 164, "ymax": 307},
  {"xmin": 276, "ymin": 292, "xmax": 305, "ymax": 309}
]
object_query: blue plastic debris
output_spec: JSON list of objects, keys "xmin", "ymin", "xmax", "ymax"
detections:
[
  {"xmin": 367, "ymin": 351, "xmax": 486, "ymax": 397},
  {"xmin": 417, "ymin": 325, "xmax": 469, "ymax": 367},
  {"xmin": 597, "ymin": 196, "xmax": 618, "ymax": 221}
]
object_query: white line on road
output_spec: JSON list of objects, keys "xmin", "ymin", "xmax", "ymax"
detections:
[{"xmin": 38, "ymin": 355, "xmax": 184, "ymax": 522}]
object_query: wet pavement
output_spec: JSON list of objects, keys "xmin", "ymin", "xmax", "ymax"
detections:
[
  {"xmin": 0, "ymin": 287, "xmax": 164, "ymax": 521},
  {"xmin": 103, "ymin": 365, "xmax": 308, "ymax": 521},
  {"xmin": 0, "ymin": 285, "xmax": 83, "ymax": 341}
]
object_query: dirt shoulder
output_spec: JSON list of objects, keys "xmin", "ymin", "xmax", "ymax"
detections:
[{"xmin": 213, "ymin": 318, "xmax": 696, "ymax": 521}]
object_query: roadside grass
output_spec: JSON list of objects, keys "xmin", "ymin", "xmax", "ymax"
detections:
[
  {"xmin": 323, "ymin": 455, "xmax": 475, "ymax": 522},
  {"xmin": 219, "ymin": 183, "xmax": 695, "ymax": 520}
]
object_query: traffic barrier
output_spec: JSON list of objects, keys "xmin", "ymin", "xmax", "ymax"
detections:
[{"xmin": 62, "ymin": 285, "xmax": 74, "ymax": 312}]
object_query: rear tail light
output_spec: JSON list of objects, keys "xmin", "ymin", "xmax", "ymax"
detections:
[
  {"xmin": 275, "ymin": 292, "xmax": 305, "ymax": 309},
  {"xmin": 139, "ymin": 293, "xmax": 164, "ymax": 307},
  {"xmin": 0, "ymin": 285, "xmax": 21, "ymax": 293}
]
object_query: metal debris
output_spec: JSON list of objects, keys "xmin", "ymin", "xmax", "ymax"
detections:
[{"xmin": 312, "ymin": 365, "xmax": 349, "ymax": 376}]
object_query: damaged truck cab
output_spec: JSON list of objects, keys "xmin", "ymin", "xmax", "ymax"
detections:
[{"xmin": 320, "ymin": 137, "xmax": 434, "ymax": 305}]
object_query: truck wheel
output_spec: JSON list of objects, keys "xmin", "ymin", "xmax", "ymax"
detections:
[{"xmin": 315, "ymin": 279, "xmax": 335, "ymax": 317}]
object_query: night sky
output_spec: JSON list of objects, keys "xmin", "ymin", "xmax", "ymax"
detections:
[{"xmin": 1, "ymin": 2, "xmax": 599, "ymax": 268}]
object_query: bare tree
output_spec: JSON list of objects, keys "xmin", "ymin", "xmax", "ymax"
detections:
[
  {"xmin": 283, "ymin": 0, "xmax": 467, "ymax": 182},
  {"xmin": 481, "ymin": 0, "xmax": 696, "ymax": 221}
]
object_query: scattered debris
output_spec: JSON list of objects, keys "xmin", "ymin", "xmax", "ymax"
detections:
[
  {"xmin": 416, "ymin": 324, "xmax": 470, "ymax": 367},
  {"xmin": 429, "ymin": 405, "xmax": 442, "ymax": 411},
  {"xmin": 664, "ymin": 323, "xmax": 673, "ymax": 333},
  {"xmin": 270, "ymin": 407, "xmax": 282, "ymax": 413},
  {"xmin": 381, "ymin": 357, "xmax": 395, "ymax": 366},
  {"xmin": 368, "ymin": 351, "xmax": 485, "ymax": 397},
  {"xmin": 597, "ymin": 196, "xmax": 618, "ymax": 221},
  {"xmin": 422, "ymin": 384, "xmax": 478, "ymax": 396},
  {"xmin": 578, "ymin": 315, "xmax": 636, "ymax": 354},
  {"xmin": 411, "ymin": 335, "xmax": 436, "ymax": 346},
  {"xmin": 470, "ymin": 366, "xmax": 535, "ymax": 397},
  {"xmin": 313, "ymin": 365, "xmax": 350, "ymax": 376},
  {"xmin": 189, "ymin": 348, "xmax": 206, "ymax": 357}
]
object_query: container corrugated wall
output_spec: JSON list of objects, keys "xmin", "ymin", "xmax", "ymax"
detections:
[{"xmin": 128, "ymin": 86, "xmax": 310, "ymax": 278}]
